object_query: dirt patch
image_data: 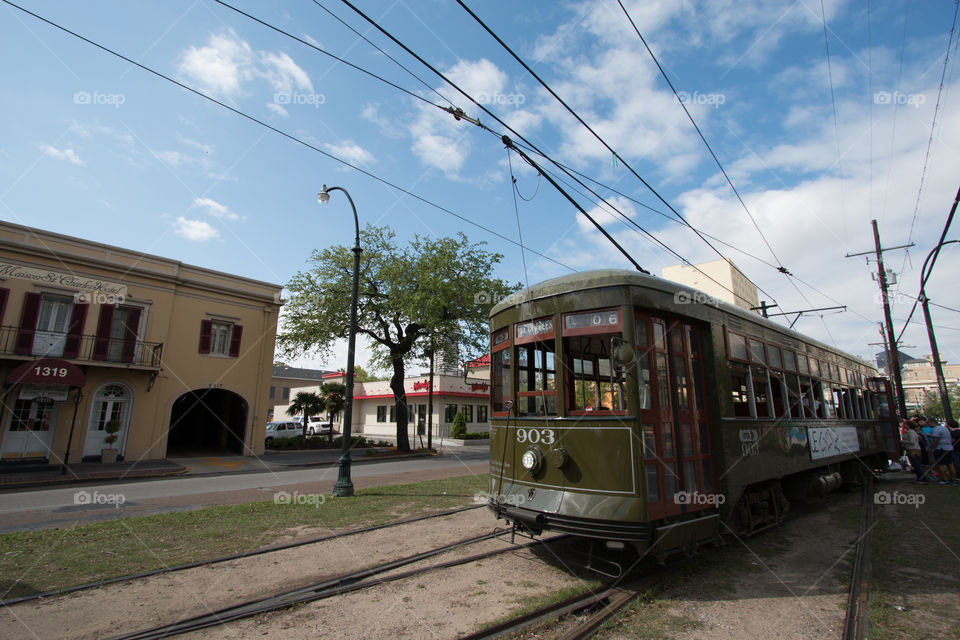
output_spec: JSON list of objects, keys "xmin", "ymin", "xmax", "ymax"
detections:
[{"xmin": 596, "ymin": 490, "xmax": 864, "ymax": 640}]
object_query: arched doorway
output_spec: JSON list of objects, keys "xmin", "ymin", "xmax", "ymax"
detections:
[
  {"xmin": 83, "ymin": 383, "xmax": 133, "ymax": 459},
  {"xmin": 166, "ymin": 389, "xmax": 248, "ymax": 456}
]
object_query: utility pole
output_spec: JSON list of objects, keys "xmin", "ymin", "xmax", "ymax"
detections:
[
  {"xmin": 919, "ymin": 239, "xmax": 958, "ymax": 423},
  {"xmin": 845, "ymin": 221, "xmax": 912, "ymax": 420},
  {"xmin": 872, "ymin": 220, "xmax": 907, "ymax": 420}
]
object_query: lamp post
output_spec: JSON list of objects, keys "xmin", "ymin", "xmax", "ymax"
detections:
[
  {"xmin": 318, "ymin": 184, "xmax": 361, "ymax": 497},
  {"xmin": 919, "ymin": 239, "xmax": 958, "ymax": 422},
  {"xmin": 61, "ymin": 387, "xmax": 83, "ymax": 475}
]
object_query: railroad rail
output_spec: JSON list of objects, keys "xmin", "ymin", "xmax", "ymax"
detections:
[
  {"xmin": 843, "ymin": 475, "xmax": 875, "ymax": 640},
  {"xmin": 109, "ymin": 530, "xmax": 568, "ymax": 640},
  {"xmin": 1, "ymin": 504, "xmax": 482, "ymax": 607}
]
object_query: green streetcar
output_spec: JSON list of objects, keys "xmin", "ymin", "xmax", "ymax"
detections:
[{"xmin": 486, "ymin": 269, "xmax": 898, "ymax": 559}]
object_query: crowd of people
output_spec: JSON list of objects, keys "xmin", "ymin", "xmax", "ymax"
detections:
[{"xmin": 899, "ymin": 416, "xmax": 960, "ymax": 485}]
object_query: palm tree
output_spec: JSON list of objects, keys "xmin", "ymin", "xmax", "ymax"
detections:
[
  {"xmin": 321, "ymin": 382, "xmax": 346, "ymax": 442},
  {"xmin": 286, "ymin": 391, "xmax": 326, "ymax": 440}
]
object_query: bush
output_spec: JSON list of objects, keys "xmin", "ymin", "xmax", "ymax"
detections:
[
  {"xmin": 265, "ymin": 435, "xmax": 391, "ymax": 450},
  {"xmin": 463, "ymin": 432, "xmax": 490, "ymax": 440},
  {"xmin": 451, "ymin": 412, "xmax": 468, "ymax": 439}
]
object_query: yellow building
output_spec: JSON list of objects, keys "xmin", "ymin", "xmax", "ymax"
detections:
[
  {"xmin": 901, "ymin": 355, "xmax": 960, "ymax": 412},
  {"xmin": 0, "ymin": 221, "xmax": 281, "ymax": 463}
]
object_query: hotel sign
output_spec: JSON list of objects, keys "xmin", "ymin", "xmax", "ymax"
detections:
[{"xmin": 0, "ymin": 263, "xmax": 127, "ymax": 297}]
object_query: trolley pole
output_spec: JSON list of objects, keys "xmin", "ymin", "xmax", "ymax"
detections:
[{"xmin": 871, "ymin": 220, "xmax": 908, "ymax": 420}]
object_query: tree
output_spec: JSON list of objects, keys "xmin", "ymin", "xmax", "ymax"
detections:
[
  {"xmin": 321, "ymin": 381, "xmax": 346, "ymax": 442},
  {"xmin": 451, "ymin": 412, "xmax": 467, "ymax": 439},
  {"xmin": 351, "ymin": 365, "xmax": 384, "ymax": 382},
  {"xmin": 921, "ymin": 385, "xmax": 960, "ymax": 420},
  {"xmin": 279, "ymin": 225, "xmax": 515, "ymax": 451},
  {"xmin": 286, "ymin": 391, "xmax": 325, "ymax": 440}
]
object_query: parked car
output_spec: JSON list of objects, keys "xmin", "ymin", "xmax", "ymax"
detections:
[
  {"xmin": 264, "ymin": 421, "xmax": 300, "ymax": 445},
  {"xmin": 306, "ymin": 416, "xmax": 334, "ymax": 435}
]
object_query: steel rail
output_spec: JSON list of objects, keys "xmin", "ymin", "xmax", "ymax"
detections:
[
  {"xmin": 110, "ymin": 531, "xmax": 568, "ymax": 640},
  {"xmin": 1, "ymin": 504, "xmax": 482, "ymax": 607},
  {"xmin": 843, "ymin": 476, "xmax": 874, "ymax": 640}
]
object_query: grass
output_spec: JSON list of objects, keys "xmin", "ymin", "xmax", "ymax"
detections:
[
  {"xmin": 0, "ymin": 474, "xmax": 486, "ymax": 600},
  {"xmin": 866, "ymin": 481, "xmax": 960, "ymax": 640},
  {"xmin": 597, "ymin": 593, "xmax": 703, "ymax": 639}
]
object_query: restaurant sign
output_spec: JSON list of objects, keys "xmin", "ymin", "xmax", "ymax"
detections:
[{"xmin": 0, "ymin": 263, "xmax": 127, "ymax": 298}]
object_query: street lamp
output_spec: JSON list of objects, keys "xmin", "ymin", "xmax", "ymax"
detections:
[
  {"xmin": 318, "ymin": 184, "xmax": 361, "ymax": 497},
  {"xmin": 919, "ymin": 239, "xmax": 958, "ymax": 422}
]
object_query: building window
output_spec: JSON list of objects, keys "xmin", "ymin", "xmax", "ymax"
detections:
[
  {"xmin": 376, "ymin": 406, "xmax": 387, "ymax": 422},
  {"xmin": 389, "ymin": 405, "xmax": 396, "ymax": 423},
  {"xmin": 444, "ymin": 404, "xmax": 457, "ymax": 423},
  {"xmin": 269, "ymin": 386, "xmax": 275, "ymax": 399},
  {"xmin": 198, "ymin": 319, "xmax": 243, "ymax": 357},
  {"xmin": 462, "ymin": 405, "xmax": 473, "ymax": 422},
  {"xmin": 282, "ymin": 387, "xmax": 290, "ymax": 401},
  {"xmin": 476, "ymin": 405, "xmax": 488, "ymax": 423}
]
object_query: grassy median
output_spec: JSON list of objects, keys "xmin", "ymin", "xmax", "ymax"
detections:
[{"xmin": 0, "ymin": 474, "xmax": 486, "ymax": 600}]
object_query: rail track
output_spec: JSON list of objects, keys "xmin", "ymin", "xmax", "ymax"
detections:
[
  {"xmin": 109, "ymin": 529, "xmax": 568, "ymax": 640},
  {"xmin": 843, "ymin": 475, "xmax": 875, "ymax": 640},
  {"xmin": 0, "ymin": 504, "xmax": 482, "ymax": 607}
]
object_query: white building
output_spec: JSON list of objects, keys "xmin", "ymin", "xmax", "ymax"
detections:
[{"xmin": 661, "ymin": 258, "xmax": 760, "ymax": 312}]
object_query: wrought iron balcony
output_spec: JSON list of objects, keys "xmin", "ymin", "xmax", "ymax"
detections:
[{"xmin": 0, "ymin": 326, "xmax": 162, "ymax": 370}]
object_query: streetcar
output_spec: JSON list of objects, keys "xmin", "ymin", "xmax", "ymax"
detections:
[{"xmin": 486, "ymin": 269, "xmax": 898, "ymax": 559}]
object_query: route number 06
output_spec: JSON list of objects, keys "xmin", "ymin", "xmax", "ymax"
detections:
[{"xmin": 516, "ymin": 428, "xmax": 555, "ymax": 445}]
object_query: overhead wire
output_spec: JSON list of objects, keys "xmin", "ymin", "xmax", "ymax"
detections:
[
  {"xmin": 0, "ymin": 0, "xmax": 575, "ymax": 274},
  {"xmin": 820, "ymin": 0, "xmax": 849, "ymax": 242}
]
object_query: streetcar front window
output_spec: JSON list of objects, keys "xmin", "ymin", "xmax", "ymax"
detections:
[
  {"xmin": 516, "ymin": 342, "xmax": 557, "ymax": 416},
  {"xmin": 564, "ymin": 334, "xmax": 625, "ymax": 412}
]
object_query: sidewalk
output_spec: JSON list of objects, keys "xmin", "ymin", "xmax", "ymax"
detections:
[{"xmin": 0, "ymin": 447, "xmax": 437, "ymax": 490}]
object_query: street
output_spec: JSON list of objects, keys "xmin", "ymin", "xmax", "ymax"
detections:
[{"xmin": 0, "ymin": 449, "xmax": 488, "ymax": 532}]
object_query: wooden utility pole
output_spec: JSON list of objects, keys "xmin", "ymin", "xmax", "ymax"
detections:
[{"xmin": 846, "ymin": 221, "xmax": 912, "ymax": 420}]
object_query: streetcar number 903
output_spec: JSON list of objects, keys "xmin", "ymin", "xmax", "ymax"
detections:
[{"xmin": 516, "ymin": 428, "xmax": 555, "ymax": 445}]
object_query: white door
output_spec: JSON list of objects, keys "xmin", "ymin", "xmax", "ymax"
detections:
[
  {"xmin": 1, "ymin": 399, "xmax": 57, "ymax": 459},
  {"xmin": 32, "ymin": 296, "xmax": 73, "ymax": 357},
  {"xmin": 83, "ymin": 384, "xmax": 131, "ymax": 457}
]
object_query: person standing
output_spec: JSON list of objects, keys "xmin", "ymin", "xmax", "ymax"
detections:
[
  {"xmin": 929, "ymin": 418, "xmax": 957, "ymax": 485},
  {"xmin": 901, "ymin": 420, "xmax": 926, "ymax": 483}
]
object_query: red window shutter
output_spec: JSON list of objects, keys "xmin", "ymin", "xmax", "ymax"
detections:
[
  {"xmin": 198, "ymin": 319, "xmax": 213, "ymax": 354},
  {"xmin": 0, "ymin": 288, "xmax": 9, "ymax": 325},
  {"xmin": 14, "ymin": 292, "xmax": 42, "ymax": 355},
  {"xmin": 92, "ymin": 305, "xmax": 115, "ymax": 361},
  {"xmin": 120, "ymin": 307, "xmax": 141, "ymax": 363},
  {"xmin": 62, "ymin": 303, "xmax": 88, "ymax": 359},
  {"xmin": 228, "ymin": 324, "xmax": 243, "ymax": 357}
]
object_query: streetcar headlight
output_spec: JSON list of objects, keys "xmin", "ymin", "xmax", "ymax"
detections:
[{"xmin": 521, "ymin": 447, "xmax": 542, "ymax": 473}]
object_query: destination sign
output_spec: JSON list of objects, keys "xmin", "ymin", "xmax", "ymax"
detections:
[{"xmin": 515, "ymin": 318, "xmax": 553, "ymax": 340}]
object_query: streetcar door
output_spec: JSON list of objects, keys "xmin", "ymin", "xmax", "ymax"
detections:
[{"xmin": 636, "ymin": 313, "xmax": 716, "ymax": 519}]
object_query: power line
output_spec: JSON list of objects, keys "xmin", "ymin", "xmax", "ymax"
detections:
[
  {"xmin": 452, "ymin": 0, "xmax": 739, "ymax": 270},
  {"xmin": 308, "ymin": 0, "xmax": 456, "ymax": 108},
  {"xmin": 211, "ymin": 0, "xmax": 448, "ymax": 111},
  {"xmin": 1, "ymin": 0, "xmax": 574, "ymax": 274},
  {"xmin": 615, "ymin": 0, "xmax": 789, "ymax": 276},
  {"xmin": 820, "ymin": 0, "xmax": 848, "ymax": 241}
]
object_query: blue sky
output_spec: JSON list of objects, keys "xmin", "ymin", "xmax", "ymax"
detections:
[{"xmin": 2, "ymin": 0, "xmax": 959, "ymax": 372}]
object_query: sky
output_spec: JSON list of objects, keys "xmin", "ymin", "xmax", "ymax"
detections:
[{"xmin": 2, "ymin": 0, "xmax": 959, "ymax": 375}]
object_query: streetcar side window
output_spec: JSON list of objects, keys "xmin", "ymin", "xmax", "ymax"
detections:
[
  {"xmin": 731, "ymin": 368, "xmax": 752, "ymax": 417},
  {"xmin": 491, "ymin": 348, "xmax": 512, "ymax": 413},
  {"xmin": 727, "ymin": 332, "xmax": 748, "ymax": 361},
  {"xmin": 770, "ymin": 372, "xmax": 789, "ymax": 418},
  {"xmin": 752, "ymin": 366, "xmax": 771, "ymax": 418}
]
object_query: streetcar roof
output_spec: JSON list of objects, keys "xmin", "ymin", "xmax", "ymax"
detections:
[{"xmin": 491, "ymin": 269, "xmax": 875, "ymax": 371}]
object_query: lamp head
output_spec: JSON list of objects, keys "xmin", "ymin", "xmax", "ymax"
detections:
[{"xmin": 318, "ymin": 184, "xmax": 330, "ymax": 204}]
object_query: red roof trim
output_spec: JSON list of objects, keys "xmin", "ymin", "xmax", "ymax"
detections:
[{"xmin": 353, "ymin": 392, "xmax": 490, "ymax": 400}]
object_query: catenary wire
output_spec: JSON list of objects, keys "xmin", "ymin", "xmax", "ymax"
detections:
[
  {"xmin": 210, "ymin": 0, "xmax": 449, "ymax": 110},
  {"xmin": 333, "ymin": 0, "xmax": 792, "ymax": 309},
  {"xmin": 0, "ymin": 0, "xmax": 575, "ymax": 274},
  {"xmin": 820, "ymin": 0, "xmax": 848, "ymax": 242}
]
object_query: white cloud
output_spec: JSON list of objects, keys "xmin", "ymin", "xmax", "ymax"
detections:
[
  {"xmin": 178, "ymin": 30, "xmax": 313, "ymax": 102},
  {"xmin": 266, "ymin": 102, "xmax": 289, "ymax": 118},
  {"xmin": 193, "ymin": 197, "xmax": 242, "ymax": 221},
  {"xmin": 174, "ymin": 217, "xmax": 219, "ymax": 241},
  {"xmin": 154, "ymin": 150, "xmax": 187, "ymax": 165},
  {"xmin": 40, "ymin": 144, "xmax": 83, "ymax": 165},
  {"xmin": 323, "ymin": 141, "xmax": 375, "ymax": 167}
]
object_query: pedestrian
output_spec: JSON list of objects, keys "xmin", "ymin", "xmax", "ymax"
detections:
[
  {"xmin": 900, "ymin": 420, "xmax": 926, "ymax": 483},
  {"xmin": 948, "ymin": 418, "xmax": 960, "ymax": 477},
  {"xmin": 929, "ymin": 418, "xmax": 957, "ymax": 485}
]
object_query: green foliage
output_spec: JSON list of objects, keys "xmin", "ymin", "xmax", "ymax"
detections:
[
  {"xmin": 278, "ymin": 224, "xmax": 516, "ymax": 450},
  {"xmin": 450, "ymin": 412, "xmax": 468, "ymax": 439},
  {"xmin": 103, "ymin": 420, "xmax": 121, "ymax": 447},
  {"xmin": 265, "ymin": 435, "xmax": 392, "ymax": 450},
  {"xmin": 351, "ymin": 366, "xmax": 385, "ymax": 382},
  {"xmin": 463, "ymin": 432, "xmax": 491, "ymax": 440},
  {"xmin": 921, "ymin": 385, "xmax": 960, "ymax": 419},
  {"xmin": 286, "ymin": 391, "xmax": 326, "ymax": 439}
]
